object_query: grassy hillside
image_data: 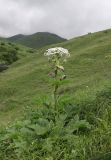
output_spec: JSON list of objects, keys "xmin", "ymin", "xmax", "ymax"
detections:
[
  {"xmin": 0, "ymin": 29, "xmax": 111, "ymax": 125},
  {"xmin": 0, "ymin": 29, "xmax": 111, "ymax": 159},
  {"xmin": 0, "ymin": 40, "xmax": 34, "ymax": 72},
  {"xmin": 7, "ymin": 32, "xmax": 66, "ymax": 49}
]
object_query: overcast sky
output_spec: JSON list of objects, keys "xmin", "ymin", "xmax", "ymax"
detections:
[{"xmin": 0, "ymin": 0, "xmax": 111, "ymax": 39}]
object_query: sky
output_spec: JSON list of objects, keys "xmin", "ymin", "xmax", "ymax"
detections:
[{"xmin": 0, "ymin": 0, "xmax": 111, "ymax": 39}]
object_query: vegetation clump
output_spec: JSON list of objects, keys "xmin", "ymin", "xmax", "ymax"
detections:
[
  {"xmin": 0, "ymin": 41, "xmax": 30, "ymax": 72},
  {"xmin": 0, "ymin": 42, "xmax": 19, "ymax": 71}
]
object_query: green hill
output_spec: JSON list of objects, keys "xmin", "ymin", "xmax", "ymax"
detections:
[
  {"xmin": 0, "ymin": 28, "xmax": 111, "ymax": 125},
  {"xmin": 0, "ymin": 29, "xmax": 111, "ymax": 160},
  {"xmin": 7, "ymin": 32, "xmax": 66, "ymax": 49},
  {"xmin": 7, "ymin": 34, "xmax": 25, "ymax": 41}
]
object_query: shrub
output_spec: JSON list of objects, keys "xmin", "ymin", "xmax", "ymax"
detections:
[
  {"xmin": 1, "ymin": 49, "xmax": 18, "ymax": 64},
  {"xmin": 0, "ymin": 64, "xmax": 8, "ymax": 72},
  {"xmin": 1, "ymin": 42, "xmax": 5, "ymax": 46},
  {"xmin": 15, "ymin": 47, "xmax": 19, "ymax": 51}
]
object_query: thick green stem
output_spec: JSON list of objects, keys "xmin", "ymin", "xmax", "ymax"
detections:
[
  {"xmin": 53, "ymin": 57, "xmax": 64, "ymax": 111},
  {"xmin": 54, "ymin": 67, "xmax": 58, "ymax": 111}
]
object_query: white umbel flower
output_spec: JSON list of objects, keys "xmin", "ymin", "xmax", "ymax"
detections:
[{"xmin": 44, "ymin": 47, "xmax": 70, "ymax": 58}]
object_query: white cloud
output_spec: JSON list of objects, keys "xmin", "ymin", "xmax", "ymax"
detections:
[{"xmin": 0, "ymin": 0, "xmax": 111, "ymax": 38}]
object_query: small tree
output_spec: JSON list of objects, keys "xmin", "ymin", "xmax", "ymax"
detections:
[{"xmin": 44, "ymin": 47, "xmax": 70, "ymax": 111}]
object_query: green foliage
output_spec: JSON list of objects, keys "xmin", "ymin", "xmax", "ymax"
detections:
[
  {"xmin": 0, "ymin": 104, "xmax": 92, "ymax": 160},
  {"xmin": 0, "ymin": 40, "xmax": 34, "ymax": 72},
  {"xmin": 0, "ymin": 42, "xmax": 19, "ymax": 65},
  {"xmin": 1, "ymin": 42, "xmax": 5, "ymax": 46},
  {"xmin": 1, "ymin": 49, "xmax": 18, "ymax": 64},
  {"xmin": 0, "ymin": 88, "xmax": 111, "ymax": 160}
]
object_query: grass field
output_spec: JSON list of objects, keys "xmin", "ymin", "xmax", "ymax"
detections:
[{"xmin": 0, "ymin": 29, "xmax": 111, "ymax": 159}]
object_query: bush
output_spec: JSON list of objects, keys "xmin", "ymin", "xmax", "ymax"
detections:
[
  {"xmin": 1, "ymin": 49, "xmax": 18, "ymax": 64},
  {"xmin": 0, "ymin": 43, "xmax": 19, "ymax": 66},
  {"xmin": 103, "ymin": 30, "xmax": 108, "ymax": 34},
  {"xmin": 0, "ymin": 64, "xmax": 8, "ymax": 72},
  {"xmin": 15, "ymin": 47, "xmax": 19, "ymax": 51},
  {"xmin": 1, "ymin": 42, "xmax": 5, "ymax": 46},
  {"xmin": 8, "ymin": 42, "xmax": 13, "ymax": 45},
  {"xmin": 28, "ymin": 49, "xmax": 34, "ymax": 53}
]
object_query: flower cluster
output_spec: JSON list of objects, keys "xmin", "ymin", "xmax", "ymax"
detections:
[{"xmin": 44, "ymin": 47, "xmax": 70, "ymax": 58}]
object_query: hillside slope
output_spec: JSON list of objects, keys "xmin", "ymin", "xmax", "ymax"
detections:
[
  {"xmin": 7, "ymin": 32, "xmax": 66, "ymax": 49},
  {"xmin": 0, "ymin": 29, "xmax": 111, "ymax": 126},
  {"xmin": 0, "ymin": 40, "xmax": 33, "ymax": 72}
]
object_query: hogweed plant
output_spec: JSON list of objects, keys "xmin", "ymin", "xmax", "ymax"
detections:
[{"xmin": 44, "ymin": 47, "xmax": 70, "ymax": 111}]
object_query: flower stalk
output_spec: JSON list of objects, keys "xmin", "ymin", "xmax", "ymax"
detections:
[
  {"xmin": 44, "ymin": 47, "xmax": 70, "ymax": 111},
  {"xmin": 54, "ymin": 66, "xmax": 58, "ymax": 110}
]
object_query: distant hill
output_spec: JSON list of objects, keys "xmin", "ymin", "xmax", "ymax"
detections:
[
  {"xmin": 7, "ymin": 32, "xmax": 66, "ymax": 49},
  {"xmin": 8, "ymin": 34, "xmax": 25, "ymax": 41}
]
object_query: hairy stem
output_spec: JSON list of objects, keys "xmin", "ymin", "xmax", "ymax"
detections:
[{"xmin": 54, "ymin": 67, "xmax": 58, "ymax": 111}]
